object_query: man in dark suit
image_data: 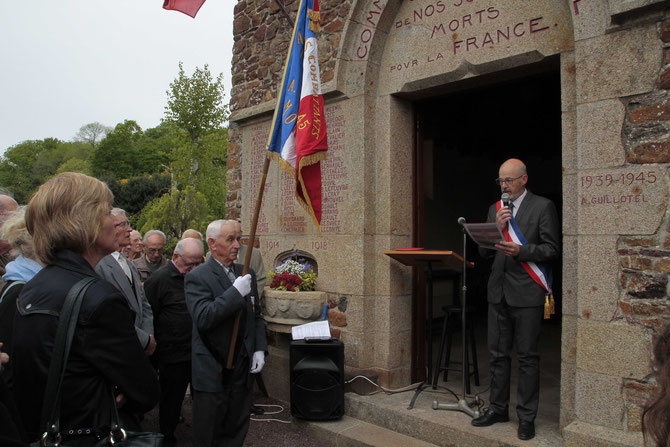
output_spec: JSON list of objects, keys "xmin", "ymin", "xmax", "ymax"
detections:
[
  {"xmin": 145, "ymin": 237, "xmax": 204, "ymax": 447},
  {"xmin": 184, "ymin": 219, "xmax": 267, "ymax": 447},
  {"xmin": 95, "ymin": 209, "xmax": 156, "ymax": 356},
  {"xmin": 471, "ymin": 159, "xmax": 560, "ymax": 441}
]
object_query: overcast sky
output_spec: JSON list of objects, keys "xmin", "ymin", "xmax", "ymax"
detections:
[{"xmin": 0, "ymin": 1, "xmax": 234, "ymax": 153}]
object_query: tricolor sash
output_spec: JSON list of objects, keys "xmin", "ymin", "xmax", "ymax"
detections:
[{"xmin": 497, "ymin": 200, "xmax": 555, "ymax": 318}]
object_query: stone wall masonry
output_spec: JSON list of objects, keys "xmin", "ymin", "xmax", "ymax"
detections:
[
  {"xmin": 230, "ymin": 0, "xmax": 352, "ymax": 113},
  {"xmin": 573, "ymin": 12, "xmax": 670, "ymax": 438},
  {"xmin": 611, "ymin": 22, "xmax": 670, "ymax": 425}
]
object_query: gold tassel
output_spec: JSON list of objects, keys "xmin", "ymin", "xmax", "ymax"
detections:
[
  {"xmin": 544, "ymin": 293, "xmax": 555, "ymax": 319},
  {"xmin": 544, "ymin": 296, "xmax": 550, "ymax": 319}
]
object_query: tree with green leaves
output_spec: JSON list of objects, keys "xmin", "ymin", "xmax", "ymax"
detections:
[
  {"xmin": 165, "ymin": 62, "xmax": 228, "ymax": 144},
  {"xmin": 138, "ymin": 63, "xmax": 229, "ymax": 243},
  {"xmin": 0, "ymin": 138, "xmax": 94, "ymax": 202},
  {"xmin": 75, "ymin": 122, "xmax": 111, "ymax": 147},
  {"xmin": 90, "ymin": 120, "xmax": 170, "ymax": 180}
]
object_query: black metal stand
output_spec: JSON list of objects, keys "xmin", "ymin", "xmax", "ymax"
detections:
[
  {"xmin": 407, "ymin": 260, "xmax": 451, "ymax": 409},
  {"xmin": 432, "ymin": 222, "xmax": 480, "ymax": 418}
]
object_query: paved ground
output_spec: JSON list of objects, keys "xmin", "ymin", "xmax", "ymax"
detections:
[{"xmin": 143, "ymin": 392, "xmax": 333, "ymax": 447}]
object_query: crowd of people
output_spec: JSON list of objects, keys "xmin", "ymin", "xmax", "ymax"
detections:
[
  {"xmin": 0, "ymin": 173, "xmax": 267, "ymax": 447},
  {"xmin": 1, "ymin": 168, "xmax": 670, "ymax": 447}
]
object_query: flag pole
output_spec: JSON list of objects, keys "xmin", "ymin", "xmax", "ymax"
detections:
[
  {"xmin": 226, "ymin": 0, "xmax": 296, "ymax": 369},
  {"xmin": 226, "ymin": 153, "xmax": 271, "ymax": 369}
]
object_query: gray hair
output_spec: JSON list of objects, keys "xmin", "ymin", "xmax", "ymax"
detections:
[
  {"xmin": 143, "ymin": 229, "xmax": 166, "ymax": 244},
  {"xmin": 110, "ymin": 208, "xmax": 127, "ymax": 217},
  {"xmin": 174, "ymin": 237, "xmax": 204, "ymax": 255},
  {"xmin": 205, "ymin": 219, "xmax": 237, "ymax": 242}
]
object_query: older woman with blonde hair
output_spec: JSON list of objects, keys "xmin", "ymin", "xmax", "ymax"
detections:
[
  {"xmin": 11, "ymin": 172, "xmax": 159, "ymax": 443},
  {"xmin": 0, "ymin": 207, "xmax": 43, "ymax": 388}
]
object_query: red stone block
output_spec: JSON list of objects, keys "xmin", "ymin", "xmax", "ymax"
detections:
[
  {"xmin": 233, "ymin": 16, "xmax": 252, "ymax": 36},
  {"xmin": 659, "ymin": 67, "xmax": 670, "ymax": 89},
  {"xmin": 630, "ymin": 102, "xmax": 670, "ymax": 123},
  {"xmin": 628, "ymin": 141, "xmax": 670, "ymax": 163}
]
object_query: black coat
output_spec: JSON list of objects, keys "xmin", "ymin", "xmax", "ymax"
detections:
[
  {"xmin": 184, "ymin": 257, "xmax": 267, "ymax": 393},
  {"xmin": 0, "ymin": 280, "xmax": 25, "ymax": 387},
  {"xmin": 144, "ymin": 261, "xmax": 192, "ymax": 363},
  {"xmin": 12, "ymin": 250, "xmax": 159, "ymax": 440}
]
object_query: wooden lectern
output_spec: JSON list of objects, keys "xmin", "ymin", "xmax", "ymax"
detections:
[{"xmin": 384, "ymin": 250, "xmax": 474, "ymax": 409}]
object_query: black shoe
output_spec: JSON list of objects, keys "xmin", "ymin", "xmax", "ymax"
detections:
[
  {"xmin": 518, "ymin": 421, "xmax": 535, "ymax": 440},
  {"xmin": 471, "ymin": 409, "xmax": 509, "ymax": 427}
]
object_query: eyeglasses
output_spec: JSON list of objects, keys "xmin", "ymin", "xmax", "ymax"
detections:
[
  {"xmin": 495, "ymin": 175, "xmax": 523, "ymax": 185},
  {"xmin": 146, "ymin": 247, "xmax": 164, "ymax": 254},
  {"xmin": 114, "ymin": 220, "xmax": 130, "ymax": 228}
]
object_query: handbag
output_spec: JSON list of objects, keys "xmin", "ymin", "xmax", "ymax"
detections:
[{"xmin": 32, "ymin": 277, "xmax": 163, "ymax": 447}]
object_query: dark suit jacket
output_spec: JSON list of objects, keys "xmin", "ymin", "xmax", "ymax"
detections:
[
  {"xmin": 13, "ymin": 250, "xmax": 158, "ymax": 439},
  {"xmin": 184, "ymin": 257, "xmax": 267, "ymax": 393},
  {"xmin": 144, "ymin": 261, "xmax": 192, "ymax": 363},
  {"xmin": 481, "ymin": 190, "xmax": 560, "ymax": 307},
  {"xmin": 95, "ymin": 253, "xmax": 154, "ymax": 348}
]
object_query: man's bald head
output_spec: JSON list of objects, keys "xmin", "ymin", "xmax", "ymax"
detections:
[
  {"xmin": 0, "ymin": 195, "xmax": 18, "ymax": 224},
  {"xmin": 500, "ymin": 158, "xmax": 527, "ymax": 176},
  {"xmin": 181, "ymin": 229, "xmax": 203, "ymax": 240},
  {"xmin": 173, "ymin": 237, "xmax": 204, "ymax": 274},
  {"xmin": 498, "ymin": 158, "xmax": 528, "ymax": 200}
]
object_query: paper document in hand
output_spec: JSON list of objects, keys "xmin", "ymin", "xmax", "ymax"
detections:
[
  {"xmin": 291, "ymin": 320, "xmax": 331, "ymax": 340},
  {"xmin": 463, "ymin": 222, "xmax": 505, "ymax": 248}
]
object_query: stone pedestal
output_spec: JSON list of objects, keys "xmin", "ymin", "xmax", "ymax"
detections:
[
  {"xmin": 262, "ymin": 288, "xmax": 327, "ymax": 401},
  {"xmin": 263, "ymin": 288, "xmax": 327, "ymax": 326}
]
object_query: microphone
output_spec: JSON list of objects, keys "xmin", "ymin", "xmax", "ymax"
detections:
[
  {"xmin": 501, "ymin": 193, "xmax": 511, "ymax": 208},
  {"xmin": 457, "ymin": 217, "xmax": 466, "ymax": 225}
]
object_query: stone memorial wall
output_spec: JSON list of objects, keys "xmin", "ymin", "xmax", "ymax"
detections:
[{"xmin": 227, "ymin": 0, "xmax": 670, "ymax": 444}]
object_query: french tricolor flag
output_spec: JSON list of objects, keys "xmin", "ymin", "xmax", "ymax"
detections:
[{"xmin": 266, "ymin": 0, "xmax": 328, "ymax": 230}]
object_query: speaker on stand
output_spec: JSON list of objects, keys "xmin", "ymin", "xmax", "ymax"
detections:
[{"xmin": 290, "ymin": 339, "xmax": 344, "ymax": 420}]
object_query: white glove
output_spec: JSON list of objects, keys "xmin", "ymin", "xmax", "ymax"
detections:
[
  {"xmin": 250, "ymin": 351, "xmax": 265, "ymax": 374},
  {"xmin": 232, "ymin": 274, "xmax": 252, "ymax": 297}
]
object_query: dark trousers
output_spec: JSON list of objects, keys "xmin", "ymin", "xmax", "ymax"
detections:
[
  {"xmin": 158, "ymin": 358, "xmax": 191, "ymax": 442},
  {"xmin": 192, "ymin": 355, "xmax": 251, "ymax": 447},
  {"xmin": 487, "ymin": 300, "xmax": 543, "ymax": 422}
]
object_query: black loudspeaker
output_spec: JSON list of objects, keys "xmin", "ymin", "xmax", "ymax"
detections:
[{"xmin": 290, "ymin": 339, "xmax": 344, "ymax": 420}]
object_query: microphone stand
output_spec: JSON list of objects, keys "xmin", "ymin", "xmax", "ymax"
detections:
[{"xmin": 432, "ymin": 218, "xmax": 480, "ymax": 418}]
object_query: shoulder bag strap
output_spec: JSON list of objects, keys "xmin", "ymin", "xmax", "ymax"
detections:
[
  {"xmin": 0, "ymin": 280, "xmax": 25, "ymax": 305},
  {"xmin": 38, "ymin": 277, "xmax": 98, "ymax": 441}
]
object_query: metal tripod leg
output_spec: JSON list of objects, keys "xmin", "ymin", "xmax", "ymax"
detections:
[{"xmin": 432, "ymin": 222, "xmax": 479, "ymax": 418}]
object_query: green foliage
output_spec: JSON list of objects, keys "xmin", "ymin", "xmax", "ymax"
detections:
[
  {"xmin": 137, "ymin": 63, "xmax": 230, "ymax": 242},
  {"xmin": 56, "ymin": 157, "xmax": 91, "ymax": 175},
  {"xmin": 0, "ymin": 138, "xmax": 95, "ymax": 203},
  {"xmin": 75, "ymin": 122, "xmax": 111, "ymax": 147},
  {"xmin": 165, "ymin": 62, "xmax": 228, "ymax": 143},
  {"xmin": 134, "ymin": 186, "xmax": 209, "ymax": 255},
  {"xmin": 103, "ymin": 174, "xmax": 171, "ymax": 215},
  {"xmin": 90, "ymin": 120, "xmax": 170, "ymax": 180}
]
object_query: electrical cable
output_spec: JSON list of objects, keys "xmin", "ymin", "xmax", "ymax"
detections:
[
  {"xmin": 249, "ymin": 404, "xmax": 292, "ymax": 424},
  {"xmin": 345, "ymin": 375, "xmax": 423, "ymax": 395}
]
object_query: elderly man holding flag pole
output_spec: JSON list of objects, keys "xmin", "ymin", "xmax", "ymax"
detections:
[
  {"xmin": 179, "ymin": 3, "xmax": 329, "ymax": 447},
  {"xmin": 223, "ymin": 0, "xmax": 328, "ymax": 375}
]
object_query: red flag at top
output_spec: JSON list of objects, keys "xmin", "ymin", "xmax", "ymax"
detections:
[{"xmin": 163, "ymin": 0, "xmax": 206, "ymax": 18}]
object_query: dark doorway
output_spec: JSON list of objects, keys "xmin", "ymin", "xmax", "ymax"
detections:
[{"xmin": 411, "ymin": 65, "xmax": 563, "ymax": 423}]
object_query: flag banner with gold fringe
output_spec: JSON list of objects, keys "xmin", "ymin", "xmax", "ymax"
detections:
[{"xmin": 266, "ymin": 0, "xmax": 328, "ymax": 229}]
